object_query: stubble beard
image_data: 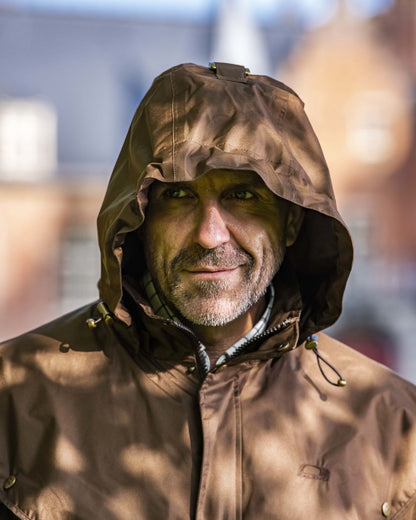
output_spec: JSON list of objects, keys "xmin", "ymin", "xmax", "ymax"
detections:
[{"xmin": 155, "ymin": 244, "xmax": 284, "ymax": 327}]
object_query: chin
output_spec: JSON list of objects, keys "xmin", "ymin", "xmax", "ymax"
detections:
[{"xmin": 177, "ymin": 297, "xmax": 252, "ymax": 327}]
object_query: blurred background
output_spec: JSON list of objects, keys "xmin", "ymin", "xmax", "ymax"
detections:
[{"xmin": 0, "ymin": 0, "xmax": 415, "ymax": 381}]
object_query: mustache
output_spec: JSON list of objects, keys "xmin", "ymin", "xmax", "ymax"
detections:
[{"xmin": 171, "ymin": 244, "xmax": 253, "ymax": 270}]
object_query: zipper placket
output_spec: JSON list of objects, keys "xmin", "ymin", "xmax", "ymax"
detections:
[
  {"xmin": 213, "ymin": 317, "xmax": 297, "ymax": 370},
  {"xmin": 160, "ymin": 318, "xmax": 209, "ymax": 381},
  {"xmin": 161, "ymin": 315, "xmax": 297, "ymax": 380}
]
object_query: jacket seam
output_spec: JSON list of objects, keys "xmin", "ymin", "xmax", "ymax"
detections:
[
  {"xmin": 233, "ymin": 375, "xmax": 243, "ymax": 520},
  {"xmin": 0, "ymin": 496, "xmax": 31, "ymax": 520},
  {"xmin": 169, "ymin": 71, "xmax": 176, "ymax": 180},
  {"xmin": 195, "ymin": 388, "xmax": 211, "ymax": 520},
  {"xmin": 390, "ymin": 489, "xmax": 416, "ymax": 520}
]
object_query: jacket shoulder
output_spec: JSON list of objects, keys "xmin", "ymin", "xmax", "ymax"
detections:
[
  {"xmin": 0, "ymin": 302, "xmax": 108, "ymax": 361},
  {"xmin": 1, "ymin": 302, "xmax": 99, "ymax": 349},
  {"xmin": 0, "ymin": 302, "xmax": 109, "ymax": 390},
  {"xmin": 317, "ymin": 332, "xmax": 416, "ymax": 401}
]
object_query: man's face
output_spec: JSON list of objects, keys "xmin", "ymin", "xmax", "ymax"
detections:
[{"xmin": 143, "ymin": 170, "xmax": 294, "ymax": 327}]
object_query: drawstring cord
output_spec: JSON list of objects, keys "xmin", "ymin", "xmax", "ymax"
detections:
[{"xmin": 305, "ymin": 335, "xmax": 347, "ymax": 387}]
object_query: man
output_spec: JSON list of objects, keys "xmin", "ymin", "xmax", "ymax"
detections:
[{"xmin": 0, "ymin": 62, "xmax": 415, "ymax": 519}]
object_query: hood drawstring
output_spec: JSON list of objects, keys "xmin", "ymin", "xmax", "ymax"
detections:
[
  {"xmin": 86, "ymin": 301, "xmax": 114, "ymax": 329},
  {"xmin": 305, "ymin": 335, "xmax": 347, "ymax": 387}
]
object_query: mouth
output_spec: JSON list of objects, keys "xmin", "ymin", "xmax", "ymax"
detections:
[{"xmin": 184, "ymin": 266, "xmax": 240, "ymax": 279}]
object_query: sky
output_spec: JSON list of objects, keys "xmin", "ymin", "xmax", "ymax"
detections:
[{"xmin": 0, "ymin": 0, "xmax": 394, "ymax": 26}]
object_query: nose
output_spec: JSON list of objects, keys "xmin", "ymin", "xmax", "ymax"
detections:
[{"xmin": 193, "ymin": 202, "xmax": 230, "ymax": 249}]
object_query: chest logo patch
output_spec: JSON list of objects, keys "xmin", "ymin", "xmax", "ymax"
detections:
[{"xmin": 298, "ymin": 464, "xmax": 330, "ymax": 481}]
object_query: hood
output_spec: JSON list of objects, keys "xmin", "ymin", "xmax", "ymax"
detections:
[{"xmin": 97, "ymin": 62, "xmax": 353, "ymax": 342}]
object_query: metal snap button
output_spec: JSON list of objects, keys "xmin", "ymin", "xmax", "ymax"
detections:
[
  {"xmin": 277, "ymin": 342, "xmax": 291, "ymax": 353},
  {"xmin": 214, "ymin": 363, "xmax": 227, "ymax": 373},
  {"xmin": 3, "ymin": 475, "xmax": 16, "ymax": 490},
  {"xmin": 381, "ymin": 502, "xmax": 391, "ymax": 517}
]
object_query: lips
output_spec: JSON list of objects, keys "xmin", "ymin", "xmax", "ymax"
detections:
[
  {"xmin": 182, "ymin": 266, "xmax": 242, "ymax": 282},
  {"xmin": 186, "ymin": 266, "xmax": 240, "ymax": 273}
]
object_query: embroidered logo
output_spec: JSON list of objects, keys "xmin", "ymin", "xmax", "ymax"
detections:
[{"xmin": 298, "ymin": 464, "xmax": 330, "ymax": 481}]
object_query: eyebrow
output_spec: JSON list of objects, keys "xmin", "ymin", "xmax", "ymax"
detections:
[{"xmin": 149, "ymin": 174, "xmax": 270, "ymax": 196}]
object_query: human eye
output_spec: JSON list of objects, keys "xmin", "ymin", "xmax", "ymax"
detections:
[
  {"xmin": 167, "ymin": 188, "xmax": 187, "ymax": 198},
  {"xmin": 234, "ymin": 190, "xmax": 254, "ymax": 200},
  {"xmin": 226, "ymin": 189, "xmax": 256, "ymax": 201},
  {"xmin": 162, "ymin": 186, "xmax": 193, "ymax": 199}
]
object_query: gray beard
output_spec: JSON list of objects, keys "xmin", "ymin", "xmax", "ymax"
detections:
[
  {"xmin": 167, "ymin": 255, "xmax": 276, "ymax": 327},
  {"xmin": 150, "ymin": 243, "xmax": 284, "ymax": 327}
]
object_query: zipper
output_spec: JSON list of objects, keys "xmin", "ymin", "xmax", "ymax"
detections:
[
  {"xmin": 88, "ymin": 301, "xmax": 298, "ymax": 381},
  {"xmin": 160, "ymin": 316, "xmax": 297, "ymax": 381},
  {"xmin": 160, "ymin": 318, "xmax": 209, "ymax": 381},
  {"xmin": 213, "ymin": 317, "xmax": 297, "ymax": 371}
]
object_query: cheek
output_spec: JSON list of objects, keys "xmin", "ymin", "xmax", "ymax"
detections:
[
  {"xmin": 234, "ymin": 222, "xmax": 280, "ymax": 256},
  {"xmin": 144, "ymin": 219, "xmax": 181, "ymax": 269},
  {"xmin": 247, "ymin": 227, "xmax": 286, "ymax": 272},
  {"xmin": 143, "ymin": 221, "xmax": 162, "ymax": 264}
]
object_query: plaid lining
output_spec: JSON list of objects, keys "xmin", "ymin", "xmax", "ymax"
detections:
[
  {"xmin": 142, "ymin": 271, "xmax": 180, "ymax": 322},
  {"xmin": 142, "ymin": 271, "xmax": 275, "ymax": 376}
]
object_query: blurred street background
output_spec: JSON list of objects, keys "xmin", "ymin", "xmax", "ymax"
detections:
[{"xmin": 1, "ymin": 0, "xmax": 416, "ymax": 381}]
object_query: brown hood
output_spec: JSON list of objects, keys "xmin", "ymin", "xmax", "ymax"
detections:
[{"xmin": 97, "ymin": 62, "xmax": 353, "ymax": 341}]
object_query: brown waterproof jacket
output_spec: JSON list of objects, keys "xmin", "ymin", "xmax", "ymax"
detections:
[{"xmin": 1, "ymin": 63, "xmax": 416, "ymax": 519}]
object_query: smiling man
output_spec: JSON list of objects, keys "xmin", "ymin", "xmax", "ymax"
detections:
[
  {"xmin": 143, "ymin": 170, "xmax": 303, "ymax": 355},
  {"xmin": 1, "ymin": 62, "xmax": 416, "ymax": 520}
]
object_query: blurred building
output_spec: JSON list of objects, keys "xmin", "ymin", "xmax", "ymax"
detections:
[
  {"xmin": 282, "ymin": 0, "xmax": 416, "ymax": 378},
  {"xmin": 0, "ymin": 1, "xmax": 305, "ymax": 339},
  {"xmin": 0, "ymin": 178, "xmax": 105, "ymax": 339}
]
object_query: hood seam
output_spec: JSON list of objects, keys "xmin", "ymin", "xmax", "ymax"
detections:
[{"xmin": 169, "ymin": 71, "xmax": 176, "ymax": 180}]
